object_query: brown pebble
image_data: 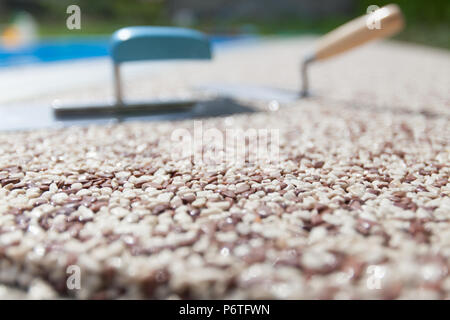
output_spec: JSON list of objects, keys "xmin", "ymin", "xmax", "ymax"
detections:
[
  {"xmin": 315, "ymin": 203, "xmax": 332, "ymax": 214},
  {"xmin": 90, "ymin": 201, "xmax": 108, "ymax": 213},
  {"xmin": 313, "ymin": 161, "xmax": 325, "ymax": 169},
  {"xmin": 311, "ymin": 214, "xmax": 323, "ymax": 226},
  {"xmin": 1, "ymin": 177, "xmax": 20, "ymax": 185},
  {"xmin": 153, "ymin": 204, "xmax": 169, "ymax": 215},
  {"xmin": 393, "ymin": 197, "xmax": 418, "ymax": 211},
  {"xmin": 433, "ymin": 178, "xmax": 448, "ymax": 188},
  {"xmin": 409, "ymin": 219, "xmax": 430, "ymax": 243},
  {"xmin": 181, "ymin": 193, "xmax": 196, "ymax": 203}
]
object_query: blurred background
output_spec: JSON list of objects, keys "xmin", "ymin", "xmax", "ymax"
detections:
[
  {"xmin": 1, "ymin": 1, "xmax": 449, "ymax": 42},
  {"xmin": 0, "ymin": 0, "xmax": 448, "ymax": 67},
  {"xmin": 0, "ymin": 0, "xmax": 448, "ymax": 128}
]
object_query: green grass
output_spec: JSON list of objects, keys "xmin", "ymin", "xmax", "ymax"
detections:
[
  {"xmin": 38, "ymin": 20, "xmax": 130, "ymax": 37},
  {"xmin": 36, "ymin": 18, "xmax": 450, "ymax": 50}
]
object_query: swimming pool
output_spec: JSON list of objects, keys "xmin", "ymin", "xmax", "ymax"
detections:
[{"xmin": 0, "ymin": 35, "xmax": 250, "ymax": 68}]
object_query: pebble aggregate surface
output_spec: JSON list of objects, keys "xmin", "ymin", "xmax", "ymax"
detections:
[{"xmin": 0, "ymin": 38, "xmax": 449, "ymax": 299}]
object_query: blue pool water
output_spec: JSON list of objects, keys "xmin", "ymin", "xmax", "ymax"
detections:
[{"xmin": 0, "ymin": 35, "xmax": 248, "ymax": 68}]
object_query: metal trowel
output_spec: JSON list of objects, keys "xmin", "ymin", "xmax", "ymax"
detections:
[
  {"xmin": 203, "ymin": 4, "xmax": 404, "ymax": 102},
  {"xmin": 53, "ymin": 26, "xmax": 213, "ymax": 118},
  {"xmin": 53, "ymin": 4, "xmax": 404, "ymax": 120}
]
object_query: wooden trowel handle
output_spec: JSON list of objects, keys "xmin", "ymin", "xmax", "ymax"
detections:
[{"xmin": 313, "ymin": 4, "xmax": 404, "ymax": 61}]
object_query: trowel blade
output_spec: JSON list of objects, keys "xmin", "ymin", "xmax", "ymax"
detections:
[{"xmin": 0, "ymin": 98, "xmax": 256, "ymax": 131}]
